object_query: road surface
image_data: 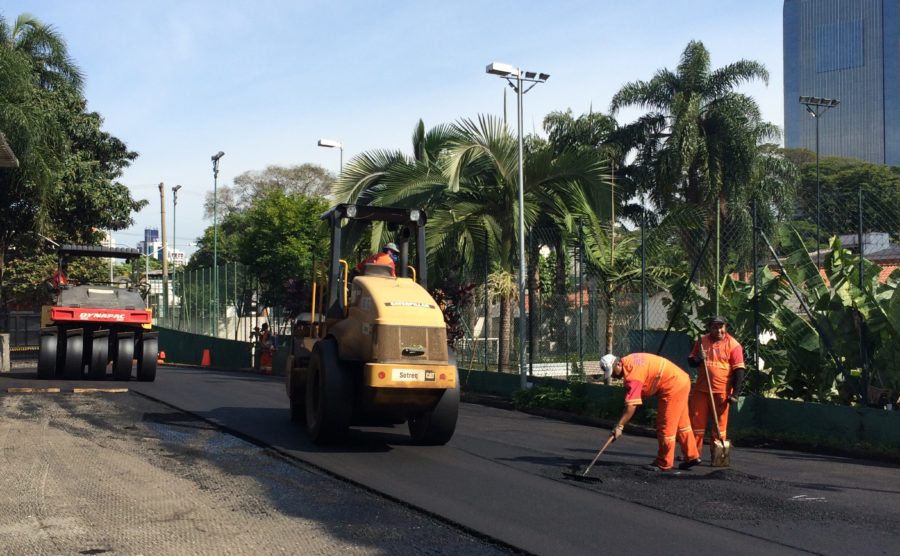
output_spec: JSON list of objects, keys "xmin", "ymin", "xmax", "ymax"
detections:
[{"xmin": 2, "ymin": 365, "xmax": 898, "ymax": 555}]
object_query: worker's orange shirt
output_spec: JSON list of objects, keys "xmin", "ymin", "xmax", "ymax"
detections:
[
  {"xmin": 51, "ymin": 269, "xmax": 68, "ymax": 287},
  {"xmin": 690, "ymin": 333, "xmax": 744, "ymax": 393},
  {"xmin": 620, "ymin": 353, "xmax": 687, "ymax": 406},
  {"xmin": 355, "ymin": 252, "xmax": 396, "ymax": 276}
]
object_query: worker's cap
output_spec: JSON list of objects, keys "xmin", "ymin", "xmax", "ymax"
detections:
[
  {"xmin": 383, "ymin": 242, "xmax": 399, "ymax": 254},
  {"xmin": 599, "ymin": 354, "xmax": 618, "ymax": 381},
  {"xmin": 708, "ymin": 315, "xmax": 728, "ymax": 326}
]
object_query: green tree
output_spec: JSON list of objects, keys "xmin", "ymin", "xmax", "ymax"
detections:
[
  {"xmin": 190, "ymin": 190, "xmax": 329, "ymax": 314},
  {"xmin": 783, "ymin": 152, "xmax": 900, "ymax": 243},
  {"xmin": 1, "ymin": 13, "xmax": 144, "ymax": 309},
  {"xmin": 47, "ymin": 86, "xmax": 143, "ymax": 239},
  {"xmin": 234, "ymin": 190, "xmax": 329, "ymax": 308},
  {"xmin": 186, "ymin": 215, "xmax": 244, "ymax": 270},
  {"xmin": 610, "ymin": 40, "xmax": 787, "ymax": 306},
  {"xmin": 204, "ymin": 163, "xmax": 334, "ymax": 218}
]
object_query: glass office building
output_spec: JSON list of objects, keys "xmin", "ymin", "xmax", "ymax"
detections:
[{"xmin": 784, "ymin": 0, "xmax": 900, "ymax": 166}]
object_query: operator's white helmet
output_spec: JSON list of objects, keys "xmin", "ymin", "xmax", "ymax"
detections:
[{"xmin": 600, "ymin": 354, "xmax": 618, "ymax": 382}]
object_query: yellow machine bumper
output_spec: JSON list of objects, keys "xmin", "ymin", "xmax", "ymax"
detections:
[{"xmin": 365, "ymin": 363, "xmax": 457, "ymax": 389}]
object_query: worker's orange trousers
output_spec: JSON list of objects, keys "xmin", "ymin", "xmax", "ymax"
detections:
[
  {"xmin": 654, "ymin": 374, "xmax": 700, "ymax": 470},
  {"xmin": 689, "ymin": 389, "xmax": 730, "ymax": 458}
]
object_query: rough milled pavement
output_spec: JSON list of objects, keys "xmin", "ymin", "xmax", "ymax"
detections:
[{"xmin": 0, "ymin": 391, "xmax": 511, "ymax": 555}]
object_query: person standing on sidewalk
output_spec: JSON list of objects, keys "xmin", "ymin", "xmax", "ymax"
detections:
[
  {"xmin": 687, "ymin": 315, "xmax": 746, "ymax": 461},
  {"xmin": 600, "ymin": 352, "xmax": 701, "ymax": 472}
]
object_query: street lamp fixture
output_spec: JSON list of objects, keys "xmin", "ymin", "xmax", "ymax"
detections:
[
  {"xmin": 799, "ymin": 96, "xmax": 840, "ymax": 268},
  {"xmin": 317, "ymin": 138, "xmax": 343, "ymax": 173},
  {"xmin": 485, "ymin": 61, "xmax": 549, "ymax": 389},
  {"xmin": 211, "ymin": 151, "xmax": 224, "ymax": 335}
]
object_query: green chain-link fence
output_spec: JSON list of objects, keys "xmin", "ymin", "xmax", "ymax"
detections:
[
  {"xmin": 156, "ymin": 183, "xmax": 900, "ymax": 407},
  {"xmin": 448, "ymin": 186, "xmax": 900, "ymax": 407},
  {"xmin": 152, "ymin": 262, "xmax": 264, "ymax": 342}
]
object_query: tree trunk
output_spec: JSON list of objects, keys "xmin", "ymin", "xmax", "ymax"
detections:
[
  {"xmin": 553, "ymin": 239, "xmax": 568, "ymax": 359},
  {"xmin": 554, "ymin": 238, "xmax": 567, "ymax": 297},
  {"xmin": 498, "ymin": 293, "xmax": 512, "ymax": 372}
]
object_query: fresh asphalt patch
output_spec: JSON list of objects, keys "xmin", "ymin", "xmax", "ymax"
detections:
[{"xmin": 542, "ymin": 457, "xmax": 887, "ymax": 533}]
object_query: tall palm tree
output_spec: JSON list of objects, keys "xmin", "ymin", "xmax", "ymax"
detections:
[
  {"xmin": 338, "ymin": 116, "xmax": 608, "ymax": 371},
  {"xmin": 0, "ymin": 13, "xmax": 83, "ymax": 91},
  {"xmin": 610, "ymin": 41, "xmax": 783, "ymax": 301}
]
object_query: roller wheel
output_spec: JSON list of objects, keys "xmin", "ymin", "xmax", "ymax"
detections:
[
  {"xmin": 61, "ymin": 329, "xmax": 85, "ymax": 380},
  {"xmin": 136, "ymin": 335, "xmax": 157, "ymax": 382},
  {"xmin": 37, "ymin": 329, "xmax": 58, "ymax": 380},
  {"xmin": 290, "ymin": 390, "xmax": 306, "ymax": 423},
  {"xmin": 305, "ymin": 338, "xmax": 351, "ymax": 444},
  {"xmin": 88, "ymin": 331, "xmax": 110, "ymax": 380},
  {"xmin": 408, "ymin": 382, "xmax": 460, "ymax": 446},
  {"xmin": 112, "ymin": 333, "xmax": 134, "ymax": 381},
  {"xmin": 287, "ymin": 357, "xmax": 305, "ymax": 424}
]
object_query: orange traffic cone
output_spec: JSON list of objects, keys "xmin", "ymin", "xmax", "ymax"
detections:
[
  {"xmin": 201, "ymin": 349, "xmax": 211, "ymax": 367},
  {"xmin": 157, "ymin": 350, "xmax": 166, "ymax": 365}
]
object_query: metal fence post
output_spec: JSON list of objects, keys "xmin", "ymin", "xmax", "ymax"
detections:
[
  {"xmin": 752, "ymin": 199, "xmax": 760, "ymax": 392},
  {"xmin": 529, "ymin": 230, "xmax": 534, "ymax": 377},
  {"xmin": 640, "ymin": 187, "xmax": 647, "ymax": 352},
  {"xmin": 483, "ymin": 241, "xmax": 488, "ymax": 371},
  {"xmin": 578, "ymin": 220, "xmax": 584, "ymax": 373},
  {"xmin": 858, "ymin": 183, "xmax": 869, "ymax": 402}
]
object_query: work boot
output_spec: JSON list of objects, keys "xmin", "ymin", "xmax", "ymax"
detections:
[
  {"xmin": 678, "ymin": 458, "xmax": 702, "ymax": 470},
  {"xmin": 643, "ymin": 464, "xmax": 664, "ymax": 472}
]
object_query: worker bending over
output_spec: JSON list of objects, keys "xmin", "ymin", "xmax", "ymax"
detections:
[{"xmin": 600, "ymin": 352, "xmax": 701, "ymax": 472}]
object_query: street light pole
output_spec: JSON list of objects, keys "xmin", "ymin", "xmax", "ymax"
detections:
[
  {"xmin": 172, "ymin": 184, "xmax": 182, "ymax": 326},
  {"xmin": 172, "ymin": 185, "xmax": 182, "ymax": 255},
  {"xmin": 159, "ymin": 183, "xmax": 168, "ymax": 320},
  {"xmin": 799, "ymin": 96, "xmax": 839, "ymax": 268},
  {"xmin": 211, "ymin": 151, "xmax": 225, "ymax": 335},
  {"xmin": 486, "ymin": 62, "xmax": 549, "ymax": 390},
  {"xmin": 317, "ymin": 138, "xmax": 343, "ymax": 173}
]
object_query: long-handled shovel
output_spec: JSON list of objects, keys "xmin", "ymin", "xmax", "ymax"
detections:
[
  {"xmin": 562, "ymin": 435, "xmax": 615, "ymax": 483},
  {"xmin": 701, "ymin": 346, "xmax": 732, "ymax": 467}
]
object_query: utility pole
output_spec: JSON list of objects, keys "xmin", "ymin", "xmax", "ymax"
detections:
[{"xmin": 159, "ymin": 183, "xmax": 168, "ymax": 321}]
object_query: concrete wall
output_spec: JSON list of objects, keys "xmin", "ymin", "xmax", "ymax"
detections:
[{"xmin": 156, "ymin": 326, "xmax": 252, "ymax": 370}]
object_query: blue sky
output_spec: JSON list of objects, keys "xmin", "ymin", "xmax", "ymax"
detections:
[{"xmin": 4, "ymin": 1, "xmax": 785, "ymax": 256}]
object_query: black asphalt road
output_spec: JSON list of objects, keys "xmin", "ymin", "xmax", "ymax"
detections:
[{"xmin": 4, "ymin": 366, "xmax": 898, "ymax": 556}]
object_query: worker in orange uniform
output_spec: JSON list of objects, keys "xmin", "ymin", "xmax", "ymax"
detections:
[
  {"xmin": 354, "ymin": 242, "xmax": 400, "ymax": 277},
  {"xmin": 600, "ymin": 352, "xmax": 701, "ymax": 472},
  {"xmin": 47, "ymin": 260, "xmax": 76, "ymax": 297},
  {"xmin": 259, "ymin": 323, "xmax": 273, "ymax": 373},
  {"xmin": 687, "ymin": 315, "xmax": 745, "ymax": 462}
]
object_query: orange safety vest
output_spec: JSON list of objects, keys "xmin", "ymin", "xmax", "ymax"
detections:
[
  {"xmin": 692, "ymin": 333, "xmax": 744, "ymax": 393},
  {"xmin": 620, "ymin": 353, "xmax": 689, "ymax": 405},
  {"xmin": 355, "ymin": 251, "xmax": 396, "ymax": 276}
]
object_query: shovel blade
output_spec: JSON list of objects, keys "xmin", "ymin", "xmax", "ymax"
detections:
[{"xmin": 711, "ymin": 439, "xmax": 731, "ymax": 467}]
